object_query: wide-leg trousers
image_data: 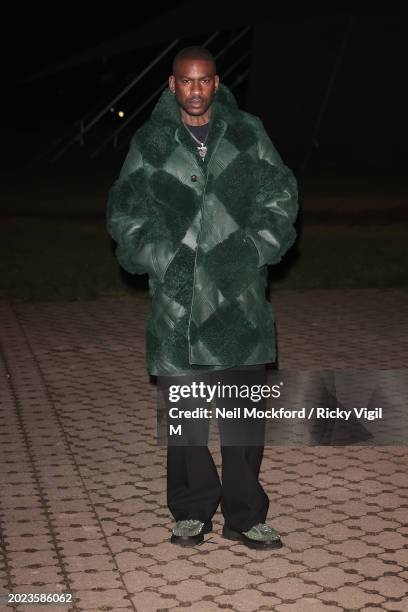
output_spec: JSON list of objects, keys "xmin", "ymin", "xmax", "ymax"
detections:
[{"xmin": 158, "ymin": 364, "xmax": 270, "ymax": 532}]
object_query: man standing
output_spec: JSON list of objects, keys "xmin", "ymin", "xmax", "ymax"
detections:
[{"xmin": 106, "ymin": 46, "xmax": 299, "ymax": 549}]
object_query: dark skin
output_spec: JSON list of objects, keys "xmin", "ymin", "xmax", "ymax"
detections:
[{"xmin": 168, "ymin": 59, "xmax": 220, "ymax": 126}]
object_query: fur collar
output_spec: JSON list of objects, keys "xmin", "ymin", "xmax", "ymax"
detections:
[{"xmin": 141, "ymin": 82, "xmax": 257, "ymax": 172}]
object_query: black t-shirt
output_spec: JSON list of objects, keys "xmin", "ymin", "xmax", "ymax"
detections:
[{"xmin": 184, "ymin": 121, "xmax": 209, "ymax": 142}]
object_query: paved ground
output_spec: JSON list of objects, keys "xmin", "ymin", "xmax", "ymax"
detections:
[{"xmin": 1, "ymin": 288, "xmax": 407, "ymax": 612}]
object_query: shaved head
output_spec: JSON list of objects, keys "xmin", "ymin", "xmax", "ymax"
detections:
[{"xmin": 172, "ymin": 46, "xmax": 216, "ymax": 75}]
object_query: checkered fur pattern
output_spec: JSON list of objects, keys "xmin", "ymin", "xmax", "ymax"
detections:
[{"xmin": 106, "ymin": 83, "xmax": 299, "ymax": 376}]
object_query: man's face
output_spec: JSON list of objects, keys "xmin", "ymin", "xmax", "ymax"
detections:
[{"xmin": 169, "ymin": 59, "xmax": 219, "ymax": 118}]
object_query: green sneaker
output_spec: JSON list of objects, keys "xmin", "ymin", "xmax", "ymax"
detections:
[
  {"xmin": 170, "ymin": 519, "xmax": 213, "ymax": 546},
  {"xmin": 222, "ymin": 522, "xmax": 283, "ymax": 549}
]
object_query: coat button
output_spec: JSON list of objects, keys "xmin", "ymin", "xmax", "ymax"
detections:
[{"xmin": 191, "ymin": 174, "xmax": 197, "ymax": 182}]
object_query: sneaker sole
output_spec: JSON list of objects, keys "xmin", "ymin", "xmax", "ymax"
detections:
[
  {"xmin": 170, "ymin": 520, "xmax": 213, "ymax": 546},
  {"xmin": 222, "ymin": 525, "xmax": 283, "ymax": 550}
]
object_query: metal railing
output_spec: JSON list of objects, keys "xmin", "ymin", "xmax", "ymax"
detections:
[
  {"xmin": 47, "ymin": 26, "xmax": 252, "ymax": 162},
  {"xmin": 51, "ymin": 39, "xmax": 181, "ymax": 161},
  {"xmin": 91, "ymin": 28, "xmax": 252, "ymax": 158}
]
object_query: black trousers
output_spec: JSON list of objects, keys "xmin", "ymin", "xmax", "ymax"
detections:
[{"xmin": 158, "ymin": 364, "xmax": 270, "ymax": 532}]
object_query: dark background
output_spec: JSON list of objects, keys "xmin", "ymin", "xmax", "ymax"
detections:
[
  {"xmin": 4, "ymin": 5, "xmax": 408, "ymax": 173},
  {"xmin": 1, "ymin": 4, "xmax": 407, "ymax": 301}
]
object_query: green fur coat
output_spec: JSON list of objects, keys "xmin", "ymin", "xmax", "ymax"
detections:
[{"xmin": 106, "ymin": 83, "xmax": 299, "ymax": 376}]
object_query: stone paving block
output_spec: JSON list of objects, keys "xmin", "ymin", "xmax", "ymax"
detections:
[
  {"xmin": 1, "ymin": 292, "xmax": 407, "ymax": 611},
  {"xmin": 280, "ymin": 531, "xmax": 329, "ymax": 551},
  {"xmin": 382, "ymin": 597, "xmax": 408, "ymax": 611},
  {"xmin": 299, "ymin": 565, "xmax": 363, "ymax": 588},
  {"xmin": 147, "ymin": 559, "xmax": 208, "ymax": 582},
  {"xmin": 68, "ymin": 569, "xmax": 123, "ymax": 591},
  {"xmin": 74, "ymin": 587, "xmax": 132, "ymax": 609},
  {"xmin": 193, "ymin": 547, "xmax": 250, "ymax": 569},
  {"xmin": 358, "ymin": 575, "xmax": 408, "ymax": 599},
  {"xmin": 206, "ymin": 567, "xmax": 266, "ymax": 590},
  {"xmin": 129, "ymin": 589, "xmax": 176, "ymax": 610},
  {"xmin": 246, "ymin": 556, "xmax": 307, "ymax": 579},
  {"xmin": 7, "ymin": 550, "xmax": 59, "ymax": 569},
  {"xmin": 317, "ymin": 584, "xmax": 385, "ymax": 608},
  {"xmin": 215, "ymin": 588, "xmax": 281, "ymax": 610},
  {"xmin": 5, "ymin": 535, "xmax": 55, "ymax": 553},
  {"xmin": 115, "ymin": 551, "xmax": 157, "ymax": 572},
  {"xmin": 258, "ymin": 575, "xmax": 323, "ymax": 599},
  {"xmin": 340, "ymin": 556, "xmax": 403, "ymax": 578},
  {"xmin": 122, "ymin": 569, "xmax": 166, "ymax": 593},
  {"xmin": 56, "ymin": 539, "xmax": 110, "ymax": 557},
  {"xmin": 2, "ymin": 521, "xmax": 50, "ymax": 537},
  {"xmin": 105, "ymin": 534, "xmax": 144, "ymax": 554},
  {"xmin": 276, "ymin": 599, "xmax": 343, "ymax": 611},
  {"xmin": 9, "ymin": 565, "xmax": 63, "ymax": 587},
  {"xmin": 62, "ymin": 554, "xmax": 116, "ymax": 573},
  {"xmin": 287, "ymin": 547, "xmax": 347, "ymax": 569}
]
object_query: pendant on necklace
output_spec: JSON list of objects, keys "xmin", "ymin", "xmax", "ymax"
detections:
[{"xmin": 198, "ymin": 145, "xmax": 207, "ymax": 160}]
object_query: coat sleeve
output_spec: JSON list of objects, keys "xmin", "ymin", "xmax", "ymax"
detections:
[
  {"xmin": 244, "ymin": 117, "xmax": 299, "ymax": 267},
  {"xmin": 106, "ymin": 132, "xmax": 174, "ymax": 278}
]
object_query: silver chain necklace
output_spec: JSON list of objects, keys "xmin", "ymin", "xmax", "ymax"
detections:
[{"xmin": 183, "ymin": 121, "xmax": 209, "ymax": 161}]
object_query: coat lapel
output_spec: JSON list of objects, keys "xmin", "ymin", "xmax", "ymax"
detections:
[{"xmin": 147, "ymin": 83, "xmax": 241, "ymax": 172}]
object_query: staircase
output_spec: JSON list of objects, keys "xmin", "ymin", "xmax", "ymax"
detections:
[{"xmin": 29, "ymin": 27, "xmax": 254, "ymax": 171}]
